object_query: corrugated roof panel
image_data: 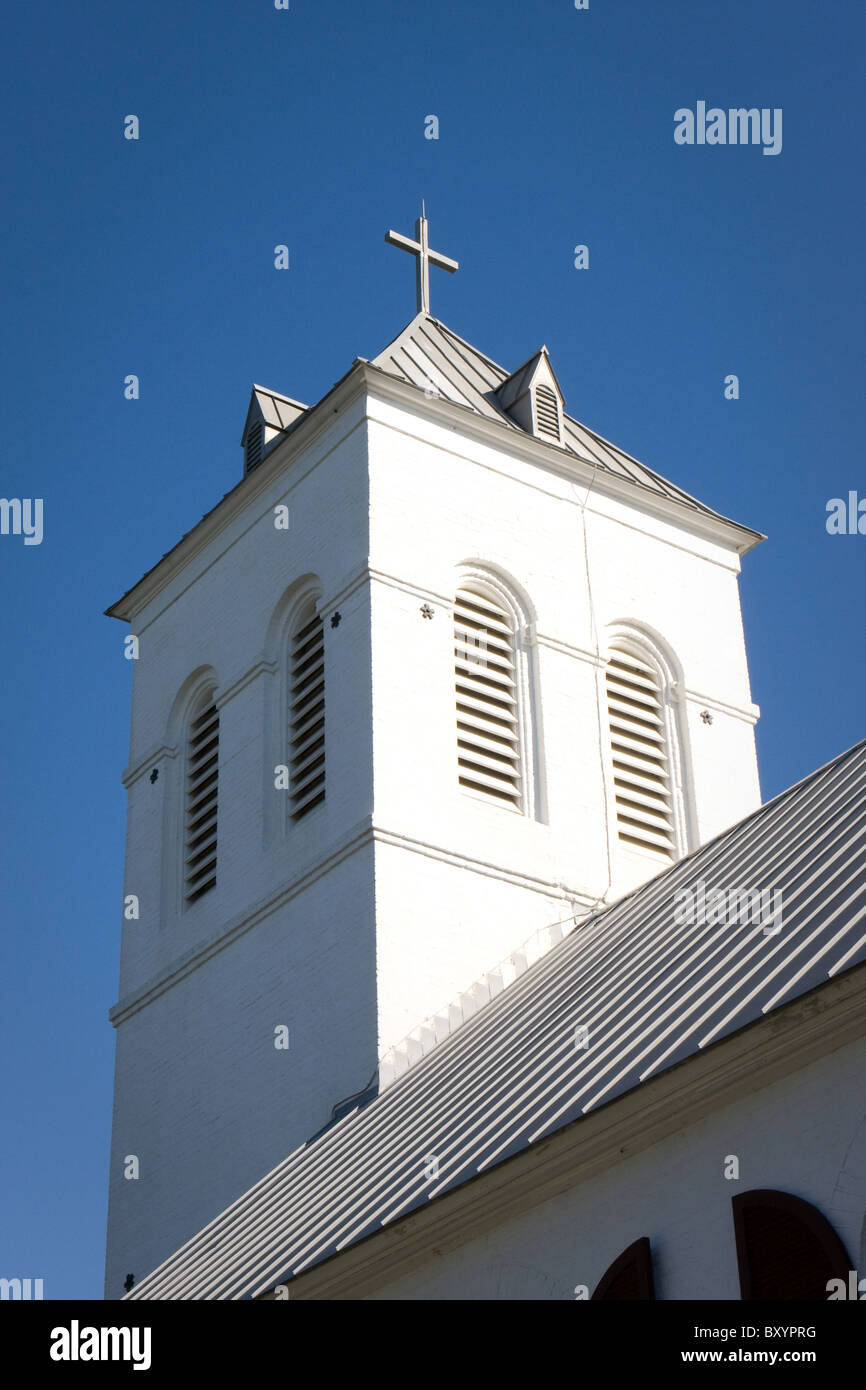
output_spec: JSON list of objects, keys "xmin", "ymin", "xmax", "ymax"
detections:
[
  {"xmin": 127, "ymin": 737, "xmax": 866, "ymax": 1300},
  {"xmin": 395, "ymin": 343, "xmax": 478, "ymax": 411},
  {"xmin": 383, "ymin": 320, "xmax": 514, "ymax": 424},
  {"xmin": 415, "ymin": 323, "xmax": 506, "ymax": 400}
]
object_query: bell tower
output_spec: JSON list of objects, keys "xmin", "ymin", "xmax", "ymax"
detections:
[{"xmin": 104, "ymin": 216, "xmax": 762, "ymax": 1296}]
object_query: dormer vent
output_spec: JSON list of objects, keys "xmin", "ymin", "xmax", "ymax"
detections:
[
  {"xmin": 241, "ymin": 386, "xmax": 308, "ymax": 478},
  {"xmin": 245, "ymin": 421, "xmax": 263, "ymax": 473},
  {"xmin": 534, "ymin": 383, "xmax": 561, "ymax": 441},
  {"xmin": 494, "ymin": 347, "xmax": 565, "ymax": 447}
]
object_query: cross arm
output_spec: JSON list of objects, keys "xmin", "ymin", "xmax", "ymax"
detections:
[
  {"xmin": 428, "ymin": 249, "xmax": 459, "ymax": 274},
  {"xmin": 385, "ymin": 229, "xmax": 421, "ymax": 255}
]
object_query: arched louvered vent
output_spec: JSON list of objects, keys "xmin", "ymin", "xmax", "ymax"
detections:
[
  {"xmin": 245, "ymin": 420, "xmax": 263, "ymax": 475},
  {"xmin": 454, "ymin": 588, "xmax": 521, "ymax": 809},
  {"xmin": 606, "ymin": 650, "xmax": 675, "ymax": 857},
  {"xmin": 289, "ymin": 611, "xmax": 325, "ymax": 819},
  {"xmin": 534, "ymin": 384, "xmax": 561, "ymax": 441},
  {"xmin": 184, "ymin": 698, "xmax": 219, "ymax": 904},
  {"xmin": 732, "ymin": 1190, "xmax": 852, "ymax": 1300},
  {"xmin": 591, "ymin": 1238, "xmax": 656, "ymax": 1301}
]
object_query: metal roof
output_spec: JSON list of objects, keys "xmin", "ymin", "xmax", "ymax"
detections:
[
  {"xmin": 107, "ymin": 313, "xmax": 762, "ymax": 619},
  {"xmin": 128, "ymin": 737, "xmax": 866, "ymax": 1300},
  {"xmin": 372, "ymin": 314, "xmax": 756, "ymax": 533},
  {"xmin": 242, "ymin": 385, "xmax": 308, "ymax": 440}
]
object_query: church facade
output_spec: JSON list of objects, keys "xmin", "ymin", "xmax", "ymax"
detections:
[{"xmin": 105, "ymin": 220, "xmax": 864, "ymax": 1300}]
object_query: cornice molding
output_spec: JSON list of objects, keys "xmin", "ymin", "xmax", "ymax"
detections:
[
  {"xmin": 368, "ymin": 566, "xmax": 452, "ymax": 608},
  {"xmin": 121, "ymin": 743, "xmax": 178, "ymax": 789},
  {"xmin": 109, "ymin": 816, "xmax": 373, "ymax": 1026},
  {"xmin": 362, "ymin": 366, "xmax": 762, "ymax": 558},
  {"xmin": 107, "ymin": 356, "xmax": 761, "ymax": 625},
  {"xmin": 105, "ymin": 369, "xmax": 371, "ymax": 623},
  {"xmin": 215, "ymin": 659, "xmax": 278, "ymax": 709},
  {"xmin": 318, "ymin": 563, "xmax": 373, "ymax": 617},
  {"xmin": 535, "ymin": 631, "xmax": 604, "ymax": 667},
  {"xmin": 370, "ymin": 824, "xmax": 595, "ymax": 906},
  {"xmin": 676, "ymin": 683, "xmax": 761, "ymax": 725},
  {"xmin": 109, "ymin": 818, "xmax": 598, "ymax": 1026}
]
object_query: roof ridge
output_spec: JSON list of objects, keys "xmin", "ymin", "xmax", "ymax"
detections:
[
  {"xmin": 251, "ymin": 383, "xmax": 308, "ymax": 407},
  {"xmin": 427, "ymin": 315, "xmax": 510, "ymax": 376}
]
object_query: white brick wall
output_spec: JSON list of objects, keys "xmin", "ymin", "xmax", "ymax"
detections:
[
  {"xmin": 105, "ymin": 854, "xmax": 377, "ymax": 1298},
  {"xmin": 105, "ymin": 376, "xmax": 762, "ymax": 1294},
  {"xmin": 365, "ymin": 392, "xmax": 761, "ymax": 1049},
  {"xmin": 106, "ymin": 404, "xmax": 378, "ymax": 1296}
]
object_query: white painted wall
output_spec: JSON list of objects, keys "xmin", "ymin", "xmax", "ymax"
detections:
[
  {"xmin": 365, "ymin": 389, "xmax": 761, "ymax": 1053},
  {"xmin": 368, "ymin": 1037, "xmax": 866, "ymax": 1300},
  {"xmin": 105, "ymin": 402, "xmax": 380, "ymax": 1297}
]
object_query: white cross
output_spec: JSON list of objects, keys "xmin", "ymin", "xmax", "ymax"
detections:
[{"xmin": 385, "ymin": 206, "xmax": 459, "ymax": 315}]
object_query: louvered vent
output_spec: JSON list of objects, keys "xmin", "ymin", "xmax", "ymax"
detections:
[
  {"xmin": 289, "ymin": 612, "xmax": 325, "ymax": 819},
  {"xmin": 606, "ymin": 651, "xmax": 675, "ymax": 857},
  {"xmin": 184, "ymin": 699, "xmax": 219, "ymax": 904},
  {"xmin": 454, "ymin": 589, "xmax": 521, "ymax": 808},
  {"xmin": 534, "ymin": 384, "xmax": 561, "ymax": 441},
  {"xmin": 245, "ymin": 420, "xmax": 263, "ymax": 475}
]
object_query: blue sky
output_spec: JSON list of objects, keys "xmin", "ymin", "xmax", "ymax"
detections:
[{"xmin": 1, "ymin": 0, "xmax": 863, "ymax": 1299}]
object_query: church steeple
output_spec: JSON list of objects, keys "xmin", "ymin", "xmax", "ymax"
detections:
[{"xmin": 104, "ymin": 217, "xmax": 762, "ymax": 1300}]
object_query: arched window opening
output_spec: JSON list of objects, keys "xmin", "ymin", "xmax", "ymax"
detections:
[
  {"xmin": 605, "ymin": 646, "xmax": 676, "ymax": 859},
  {"xmin": 184, "ymin": 694, "xmax": 219, "ymax": 904},
  {"xmin": 454, "ymin": 585, "xmax": 522, "ymax": 810},
  {"xmin": 289, "ymin": 606, "xmax": 325, "ymax": 819}
]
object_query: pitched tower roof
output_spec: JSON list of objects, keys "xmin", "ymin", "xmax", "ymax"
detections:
[
  {"xmin": 371, "ymin": 313, "xmax": 759, "ymax": 536},
  {"xmin": 107, "ymin": 312, "xmax": 762, "ymax": 621}
]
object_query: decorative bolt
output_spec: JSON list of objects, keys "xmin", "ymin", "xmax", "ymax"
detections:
[
  {"xmin": 149, "ymin": 767, "xmax": 159, "ymax": 784},
  {"xmin": 700, "ymin": 710, "xmax": 713, "ymax": 725},
  {"xmin": 420, "ymin": 603, "xmax": 434, "ymax": 619},
  {"xmin": 330, "ymin": 612, "xmax": 341, "ymax": 629}
]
